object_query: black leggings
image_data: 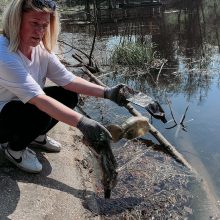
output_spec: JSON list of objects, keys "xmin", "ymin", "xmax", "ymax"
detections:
[{"xmin": 0, "ymin": 86, "xmax": 78, "ymax": 151}]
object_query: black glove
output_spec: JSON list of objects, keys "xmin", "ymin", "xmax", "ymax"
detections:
[
  {"xmin": 77, "ymin": 116, "xmax": 112, "ymax": 153},
  {"xmin": 104, "ymin": 84, "xmax": 133, "ymax": 106}
]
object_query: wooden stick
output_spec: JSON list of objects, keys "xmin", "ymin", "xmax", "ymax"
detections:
[
  {"xmin": 80, "ymin": 67, "xmax": 193, "ymax": 170},
  {"xmin": 156, "ymin": 61, "xmax": 165, "ymax": 84}
]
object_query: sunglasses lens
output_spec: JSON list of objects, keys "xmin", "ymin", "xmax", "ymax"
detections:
[
  {"xmin": 33, "ymin": 0, "xmax": 56, "ymax": 11},
  {"xmin": 47, "ymin": 0, "xmax": 56, "ymax": 10}
]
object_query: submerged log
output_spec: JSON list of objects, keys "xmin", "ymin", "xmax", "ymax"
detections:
[{"xmin": 80, "ymin": 67, "xmax": 193, "ymax": 170}]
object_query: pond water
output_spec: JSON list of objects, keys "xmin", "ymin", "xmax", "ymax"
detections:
[{"xmin": 60, "ymin": 0, "xmax": 220, "ymax": 218}]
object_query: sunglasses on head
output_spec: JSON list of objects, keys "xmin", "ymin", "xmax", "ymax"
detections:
[{"xmin": 32, "ymin": 0, "xmax": 56, "ymax": 11}]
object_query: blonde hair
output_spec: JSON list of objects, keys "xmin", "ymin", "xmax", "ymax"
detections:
[{"xmin": 2, "ymin": 0, "xmax": 60, "ymax": 52}]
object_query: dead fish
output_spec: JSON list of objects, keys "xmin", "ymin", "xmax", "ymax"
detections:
[{"xmin": 107, "ymin": 116, "xmax": 150, "ymax": 142}]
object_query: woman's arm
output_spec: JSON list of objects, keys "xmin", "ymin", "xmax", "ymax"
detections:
[
  {"xmin": 63, "ymin": 76, "xmax": 105, "ymax": 97},
  {"xmin": 29, "ymin": 94, "xmax": 82, "ymax": 127},
  {"xmin": 29, "ymin": 94, "xmax": 112, "ymax": 144},
  {"xmin": 63, "ymin": 77, "xmax": 130, "ymax": 106}
]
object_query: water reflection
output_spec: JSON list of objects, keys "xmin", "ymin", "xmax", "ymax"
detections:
[{"xmin": 61, "ymin": 0, "xmax": 220, "ymax": 101}]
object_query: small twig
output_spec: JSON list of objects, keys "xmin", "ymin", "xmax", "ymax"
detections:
[
  {"xmin": 59, "ymin": 40, "xmax": 100, "ymax": 71},
  {"xmin": 80, "ymin": 66, "xmax": 106, "ymax": 86},
  {"xmin": 89, "ymin": 0, "xmax": 98, "ymax": 65},
  {"xmin": 60, "ymin": 59, "xmax": 71, "ymax": 66},
  {"xmin": 70, "ymin": 63, "xmax": 84, "ymax": 68},
  {"xmin": 117, "ymin": 150, "xmax": 147, "ymax": 172},
  {"xmin": 166, "ymin": 124, "xmax": 178, "ymax": 130},
  {"xmin": 56, "ymin": 47, "xmax": 74, "ymax": 56},
  {"xmin": 166, "ymin": 98, "xmax": 177, "ymax": 125},
  {"xmin": 180, "ymin": 105, "xmax": 189, "ymax": 125},
  {"xmin": 156, "ymin": 61, "xmax": 166, "ymax": 84},
  {"xmin": 58, "ymin": 40, "xmax": 91, "ymax": 60},
  {"xmin": 97, "ymin": 71, "xmax": 115, "ymax": 79},
  {"xmin": 166, "ymin": 119, "xmax": 174, "ymax": 124},
  {"xmin": 72, "ymin": 54, "xmax": 84, "ymax": 64}
]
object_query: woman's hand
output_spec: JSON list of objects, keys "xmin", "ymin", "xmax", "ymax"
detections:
[
  {"xmin": 104, "ymin": 84, "xmax": 133, "ymax": 106},
  {"xmin": 77, "ymin": 116, "xmax": 112, "ymax": 151}
]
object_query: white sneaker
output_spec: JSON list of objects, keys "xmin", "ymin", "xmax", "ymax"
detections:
[
  {"xmin": 5, "ymin": 147, "xmax": 42, "ymax": 173},
  {"xmin": 31, "ymin": 134, "xmax": 61, "ymax": 152}
]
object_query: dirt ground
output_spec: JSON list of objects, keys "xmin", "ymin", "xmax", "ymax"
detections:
[{"xmin": 0, "ymin": 121, "xmax": 103, "ymax": 220}]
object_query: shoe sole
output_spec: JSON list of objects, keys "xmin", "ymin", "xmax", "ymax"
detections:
[
  {"xmin": 30, "ymin": 142, "xmax": 61, "ymax": 153},
  {"xmin": 4, "ymin": 151, "xmax": 42, "ymax": 174}
]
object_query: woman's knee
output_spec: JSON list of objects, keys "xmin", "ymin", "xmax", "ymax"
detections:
[
  {"xmin": 68, "ymin": 91, "xmax": 78, "ymax": 109},
  {"xmin": 0, "ymin": 101, "xmax": 52, "ymax": 141},
  {"xmin": 44, "ymin": 86, "xmax": 78, "ymax": 109},
  {"xmin": 33, "ymin": 109, "xmax": 52, "ymax": 128}
]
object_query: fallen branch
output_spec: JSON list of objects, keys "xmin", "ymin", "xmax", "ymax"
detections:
[
  {"xmin": 156, "ymin": 61, "xmax": 166, "ymax": 84},
  {"xmin": 180, "ymin": 105, "xmax": 189, "ymax": 126},
  {"xmin": 80, "ymin": 66, "xmax": 193, "ymax": 170}
]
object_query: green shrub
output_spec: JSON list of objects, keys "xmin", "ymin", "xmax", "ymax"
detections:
[{"xmin": 110, "ymin": 41, "xmax": 155, "ymax": 68}]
